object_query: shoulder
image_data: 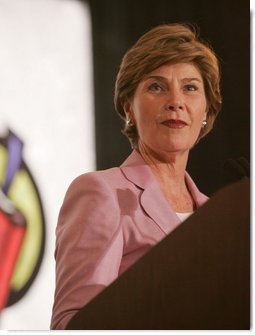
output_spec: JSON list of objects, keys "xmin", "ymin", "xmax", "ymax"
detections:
[
  {"xmin": 57, "ymin": 169, "xmax": 124, "ymax": 238},
  {"xmin": 66, "ymin": 167, "xmax": 125, "ymax": 194},
  {"xmin": 61, "ymin": 167, "xmax": 130, "ymax": 215}
]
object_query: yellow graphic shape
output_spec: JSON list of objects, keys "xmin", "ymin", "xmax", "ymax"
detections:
[
  {"xmin": 0, "ymin": 146, "xmax": 7, "ymax": 185},
  {"xmin": 0, "ymin": 144, "xmax": 44, "ymax": 291}
]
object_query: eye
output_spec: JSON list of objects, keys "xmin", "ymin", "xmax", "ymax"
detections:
[
  {"xmin": 184, "ymin": 84, "xmax": 198, "ymax": 92},
  {"xmin": 148, "ymin": 82, "xmax": 165, "ymax": 92}
]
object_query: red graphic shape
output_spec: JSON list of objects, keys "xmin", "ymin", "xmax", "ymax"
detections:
[{"xmin": 0, "ymin": 209, "xmax": 26, "ymax": 310}]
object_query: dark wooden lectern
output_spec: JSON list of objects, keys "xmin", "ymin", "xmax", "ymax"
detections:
[{"xmin": 67, "ymin": 178, "xmax": 250, "ymax": 330}]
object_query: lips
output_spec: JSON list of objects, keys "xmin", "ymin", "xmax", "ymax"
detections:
[{"xmin": 161, "ymin": 119, "xmax": 187, "ymax": 129}]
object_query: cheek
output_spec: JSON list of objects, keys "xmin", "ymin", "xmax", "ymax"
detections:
[
  {"xmin": 193, "ymin": 100, "xmax": 207, "ymax": 122},
  {"xmin": 131, "ymin": 100, "xmax": 152, "ymax": 127}
]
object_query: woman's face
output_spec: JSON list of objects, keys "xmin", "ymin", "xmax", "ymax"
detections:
[{"xmin": 125, "ymin": 62, "xmax": 207, "ymax": 157}]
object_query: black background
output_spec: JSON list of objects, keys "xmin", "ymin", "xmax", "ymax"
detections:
[{"xmin": 86, "ymin": 0, "xmax": 249, "ymax": 195}]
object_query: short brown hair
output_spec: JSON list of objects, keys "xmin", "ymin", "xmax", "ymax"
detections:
[{"xmin": 114, "ymin": 23, "xmax": 222, "ymax": 148}]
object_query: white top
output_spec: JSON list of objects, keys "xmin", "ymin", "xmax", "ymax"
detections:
[{"xmin": 176, "ymin": 211, "xmax": 193, "ymax": 222}]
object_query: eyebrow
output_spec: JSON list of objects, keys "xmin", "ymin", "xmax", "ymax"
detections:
[{"xmin": 144, "ymin": 75, "xmax": 203, "ymax": 83}]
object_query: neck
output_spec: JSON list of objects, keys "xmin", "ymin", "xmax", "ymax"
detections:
[
  {"xmin": 138, "ymin": 142, "xmax": 189, "ymax": 188},
  {"xmin": 138, "ymin": 142, "xmax": 194, "ymax": 212}
]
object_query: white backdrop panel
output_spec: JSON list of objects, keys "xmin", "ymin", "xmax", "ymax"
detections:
[{"xmin": 0, "ymin": 0, "xmax": 95, "ymax": 330}]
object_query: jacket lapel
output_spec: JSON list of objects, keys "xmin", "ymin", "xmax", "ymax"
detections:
[
  {"xmin": 120, "ymin": 150, "xmax": 209, "ymax": 235},
  {"xmin": 140, "ymin": 180, "xmax": 181, "ymax": 235},
  {"xmin": 120, "ymin": 150, "xmax": 181, "ymax": 235},
  {"xmin": 185, "ymin": 172, "xmax": 209, "ymax": 207}
]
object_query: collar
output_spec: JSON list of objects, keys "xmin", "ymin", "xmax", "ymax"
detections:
[{"xmin": 120, "ymin": 150, "xmax": 208, "ymax": 235}]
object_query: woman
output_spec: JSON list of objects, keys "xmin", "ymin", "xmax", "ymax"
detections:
[{"xmin": 51, "ymin": 23, "xmax": 222, "ymax": 329}]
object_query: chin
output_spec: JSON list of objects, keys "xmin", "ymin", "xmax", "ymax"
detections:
[
  {"xmin": 161, "ymin": 141, "xmax": 191, "ymax": 153},
  {"xmin": 152, "ymin": 145, "xmax": 189, "ymax": 156}
]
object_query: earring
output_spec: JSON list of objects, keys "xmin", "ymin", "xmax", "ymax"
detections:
[
  {"xmin": 127, "ymin": 119, "xmax": 133, "ymax": 126},
  {"xmin": 202, "ymin": 120, "xmax": 207, "ymax": 127}
]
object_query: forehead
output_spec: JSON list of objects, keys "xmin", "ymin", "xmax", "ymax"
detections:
[{"xmin": 143, "ymin": 62, "xmax": 203, "ymax": 80}]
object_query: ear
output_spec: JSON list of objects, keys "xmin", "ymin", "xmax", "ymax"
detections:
[
  {"xmin": 202, "ymin": 106, "xmax": 208, "ymax": 123},
  {"xmin": 123, "ymin": 102, "xmax": 133, "ymax": 120},
  {"xmin": 205, "ymin": 105, "xmax": 209, "ymax": 117}
]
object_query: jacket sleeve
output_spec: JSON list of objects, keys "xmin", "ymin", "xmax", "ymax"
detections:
[{"xmin": 50, "ymin": 172, "xmax": 123, "ymax": 330}]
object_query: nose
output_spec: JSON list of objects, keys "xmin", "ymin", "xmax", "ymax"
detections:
[
  {"xmin": 164, "ymin": 88, "xmax": 183, "ymax": 111},
  {"xmin": 165, "ymin": 102, "xmax": 183, "ymax": 111}
]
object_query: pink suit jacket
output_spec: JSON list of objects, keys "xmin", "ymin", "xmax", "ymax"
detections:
[{"xmin": 50, "ymin": 150, "xmax": 208, "ymax": 329}]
